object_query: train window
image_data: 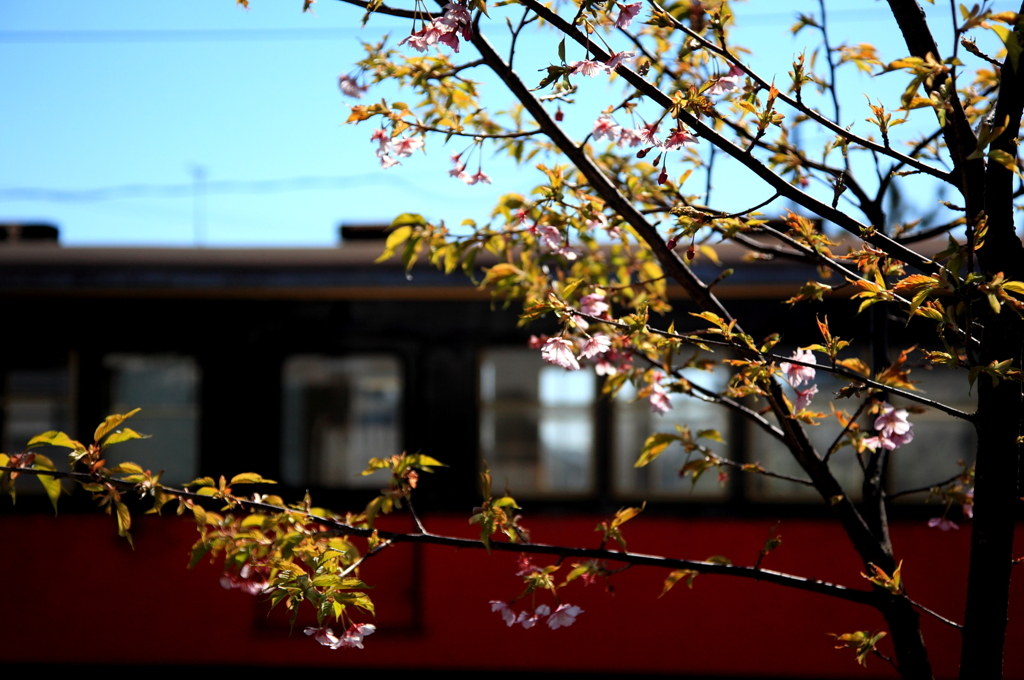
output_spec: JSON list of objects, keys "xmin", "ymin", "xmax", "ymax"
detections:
[
  {"xmin": 281, "ymin": 355, "xmax": 402, "ymax": 489},
  {"xmin": 887, "ymin": 366, "xmax": 976, "ymax": 498},
  {"xmin": 479, "ymin": 348, "xmax": 596, "ymax": 497},
  {"xmin": 744, "ymin": 355, "xmax": 863, "ymax": 502},
  {"xmin": 612, "ymin": 365, "xmax": 732, "ymax": 500},
  {"xmin": 103, "ymin": 354, "xmax": 200, "ymax": 485},
  {"xmin": 742, "ymin": 351, "xmax": 978, "ymax": 502},
  {"xmin": 3, "ymin": 362, "xmax": 74, "ymax": 467}
]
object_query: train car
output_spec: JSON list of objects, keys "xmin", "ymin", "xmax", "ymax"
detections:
[{"xmin": 0, "ymin": 225, "xmax": 1020, "ymax": 679}]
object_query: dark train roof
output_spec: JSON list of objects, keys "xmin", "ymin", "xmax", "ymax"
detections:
[{"xmin": 0, "ymin": 238, "xmax": 865, "ymax": 300}]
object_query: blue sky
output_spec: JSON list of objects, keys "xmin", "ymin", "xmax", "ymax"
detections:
[{"xmin": 0, "ymin": 1, "xmax": 1016, "ymax": 246}]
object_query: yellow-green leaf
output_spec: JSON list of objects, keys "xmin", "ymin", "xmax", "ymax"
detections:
[
  {"xmin": 115, "ymin": 501, "xmax": 133, "ymax": 544},
  {"xmin": 101, "ymin": 428, "xmax": 150, "ymax": 449},
  {"xmin": 696, "ymin": 429, "xmax": 725, "ymax": 443},
  {"xmin": 635, "ymin": 433, "xmax": 678, "ymax": 467},
  {"xmin": 94, "ymin": 409, "xmax": 141, "ymax": 444},
  {"xmin": 27, "ymin": 430, "xmax": 85, "ymax": 452},
  {"xmin": 992, "ymin": 24, "xmax": 1022, "ymax": 72},
  {"xmin": 108, "ymin": 462, "xmax": 144, "ymax": 475},
  {"xmin": 230, "ymin": 472, "xmax": 277, "ymax": 486}
]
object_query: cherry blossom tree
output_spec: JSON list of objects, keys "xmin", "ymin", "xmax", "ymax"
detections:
[{"xmin": 3, "ymin": 1, "xmax": 1024, "ymax": 678}]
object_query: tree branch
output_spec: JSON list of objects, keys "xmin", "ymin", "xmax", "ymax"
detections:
[
  {"xmin": 0, "ymin": 465, "xmax": 878, "ymax": 607},
  {"xmin": 520, "ymin": 0, "xmax": 947, "ymax": 280}
]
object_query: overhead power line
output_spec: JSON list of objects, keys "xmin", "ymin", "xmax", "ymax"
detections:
[
  {"xmin": 0, "ymin": 9, "xmax": 899, "ymax": 44},
  {"xmin": 0, "ymin": 27, "xmax": 405, "ymax": 44},
  {"xmin": 0, "ymin": 175, "xmax": 416, "ymax": 202}
]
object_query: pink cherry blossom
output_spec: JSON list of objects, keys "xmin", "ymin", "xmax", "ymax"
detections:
[
  {"xmin": 708, "ymin": 64, "xmax": 745, "ymax": 96},
  {"xmin": 862, "ymin": 435, "xmax": 897, "ymax": 452},
  {"xmin": 338, "ymin": 74, "xmax": 367, "ymax": 98},
  {"xmin": 537, "ymin": 224, "xmax": 562, "ymax": 249},
  {"xmin": 220, "ymin": 564, "xmax": 269, "ymax": 595},
  {"xmin": 547, "ymin": 603, "xmax": 583, "ymax": 629},
  {"xmin": 449, "ymin": 161, "xmax": 467, "ymax": 178},
  {"xmin": 794, "ymin": 383, "xmax": 818, "ymax": 412},
  {"xmin": 580, "ymin": 334, "xmax": 612, "ymax": 359},
  {"xmin": 490, "ymin": 600, "xmax": 517, "ymax": 626},
  {"xmin": 470, "ymin": 170, "xmax": 492, "ymax": 184},
  {"xmin": 517, "ymin": 604, "xmax": 551, "ymax": 629},
  {"xmin": 614, "ymin": 2, "xmax": 643, "ymax": 28},
  {"xmin": 874, "ymin": 403, "xmax": 912, "ymax": 439},
  {"xmin": 570, "ymin": 60, "xmax": 608, "ymax": 77},
  {"xmin": 664, "ymin": 127, "xmax": 697, "ymax": 150},
  {"xmin": 580, "ymin": 292, "xmax": 609, "ymax": 316},
  {"xmin": 438, "ymin": 30, "xmax": 461, "ymax": 52},
  {"xmin": 555, "ymin": 246, "xmax": 578, "ymax": 261},
  {"xmin": 399, "ymin": 29, "xmax": 433, "ymax": 52},
  {"xmin": 779, "ymin": 349, "xmax": 816, "ymax": 388},
  {"xmin": 379, "ymin": 154, "xmax": 400, "ymax": 169},
  {"xmin": 649, "ymin": 378, "xmax": 672, "ymax": 414},
  {"xmin": 928, "ymin": 517, "xmax": 959, "ymax": 531},
  {"xmin": 595, "ymin": 359, "xmax": 617, "ymax": 376},
  {"xmin": 439, "ymin": 2, "xmax": 473, "ymax": 40},
  {"xmin": 592, "ymin": 115, "xmax": 622, "ymax": 142},
  {"xmin": 338, "ymin": 75, "xmax": 364, "ymax": 97},
  {"xmin": 636, "ymin": 123, "xmax": 663, "ymax": 148},
  {"xmin": 371, "ymin": 128, "xmax": 390, "ymax": 156},
  {"xmin": 863, "ymin": 404, "xmax": 914, "ymax": 450},
  {"xmin": 305, "ymin": 626, "xmax": 341, "ymax": 648},
  {"xmin": 542, "ymin": 337, "xmax": 581, "ymax": 371},
  {"xmin": 336, "ymin": 623, "xmax": 376, "ymax": 649},
  {"xmin": 585, "ymin": 212, "xmax": 609, "ymax": 231},
  {"xmin": 618, "ymin": 127, "xmax": 645, "ymax": 147},
  {"xmin": 528, "ymin": 334, "xmax": 548, "ymax": 349},
  {"xmin": 515, "ymin": 554, "xmax": 542, "ymax": 576},
  {"xmin": 391, "ymin": 136, "xmax": 424, "ymax": 158},
  {"xmin": 605, "ymin": 50, "xmax": 638, "ymax": 70}
]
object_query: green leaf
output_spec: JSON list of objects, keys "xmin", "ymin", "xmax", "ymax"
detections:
[
  {"xmin": 115, "ymin": 501, "xmax": 133, "ymax": 548},
  {"xmin": 26, "ymin": 431, "xmax": 85, "ymax": 452},
  {"xmin": 635, "ymin": 433, "xmax": 679, "ymax": 467},
  {"xmin": 406, "ymin": 454, "xmax": 445, "ymax": 470},
  {"xmin": 659, "ymin": 569, "xmax": 698, "ymax": 597},
  {"xmin": 992, "ymin": 24, "xmax": 1022, "ymax": 71},
  {"xmin": 101, "ymin": 428, "xmax": 150, "ymax": 449},
  {"xmin": 241, "ymin": 514, "xmax": 266, "ymax": 528},
  {"xmin": 32, "ymin": 454, "xmax": 62, "ymax": 514},
  {"xmin": 696, "ymin": 429, "xmax": 725, "ymax": 443},
  {"xmin": 192, "ymin": 504, "xmax": 208, "ymax": 527},
  {"xmin": 230, "ymin": 472, "xmax": 277, "ymax": 486},
  {"xmin": 988, "ymin": 148, "xmax": 1021, "ymax": 176},
  {"xmin": 188, "ymin": 542, "xmax": 212, "ymax": 569},
  {"xmin": 562, "ymin": 277, "xmax": 584, "ymax": 298},
  {"xmin": 184, "ymin": 476, "xmax": 216, "ymax": 488},
  {"xmin": 108, "ymin": 462, "xmax": 144, "ymax": 475},
  {"xmin": 94, "ymin": 409, "xmax": 142, "ymax": 444}
]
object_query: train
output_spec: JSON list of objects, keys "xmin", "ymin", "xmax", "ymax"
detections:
[{"xmin": 0, "ymin": 225, "xmax": 1020, "ymax": 678}]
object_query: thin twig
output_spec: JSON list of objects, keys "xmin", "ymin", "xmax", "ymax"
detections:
[
  {"xmin": 888, "ymin": 471, "xmax": 967, "ymax": 500},
  {"xmin": 824, "ymin": 397, "xmax": 873, "ymax": 464},
  {"xmin": 406, "ymin": 121, "xmax": 544, "ymax": 139},
  {"xmin": 1, "ymin": 465, "xmax": 879, "ymax": 606},
  {"xmin": 646, "ymin": 0, "xmax": 952, "ymax": 184},
  {"xmin": 905, "ymin": 594, "xmax": 963, "ymax": 629}
]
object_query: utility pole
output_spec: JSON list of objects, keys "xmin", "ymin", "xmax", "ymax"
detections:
[{"xmin": 191, "ymin": 165, "xmax": 206, "ymax": 247}]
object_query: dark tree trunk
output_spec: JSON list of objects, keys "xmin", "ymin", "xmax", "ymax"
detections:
[{"xmin": 959, "ymin": 315, "xmax": 1023, "ymax": 678}]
